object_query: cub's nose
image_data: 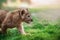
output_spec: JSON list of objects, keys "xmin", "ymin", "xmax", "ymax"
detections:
[{"xmin": 31, "ymin": 19, "xmax": 33, "ymax": 22}]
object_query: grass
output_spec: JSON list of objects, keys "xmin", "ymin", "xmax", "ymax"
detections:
[
  {"xmin": 0, "ymin": 7, "xmax": 60, "ymax": 40},
  {"xmin": 0, "ymin": 18, "xmax": 60, "ymax": 40}
]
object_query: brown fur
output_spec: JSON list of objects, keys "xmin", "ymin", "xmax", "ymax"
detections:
[
  {"xmin": 0, "ymin": 10, "xmax": 9, "ymax": 23},
  {"xmin": 0, "ymin": 8, "xmax": 33, "ymax": 34}
]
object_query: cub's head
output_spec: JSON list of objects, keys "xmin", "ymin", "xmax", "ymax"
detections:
[{"xmin": 18, "ymin": 8, "xmax": 33, "ymax": 24}]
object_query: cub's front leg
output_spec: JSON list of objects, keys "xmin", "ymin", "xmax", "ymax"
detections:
[{"xmin": 17, "ymin": 23, "xmax": 26, "ymax": 35}]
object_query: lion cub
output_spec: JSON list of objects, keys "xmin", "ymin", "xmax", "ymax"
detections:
[{"xmin": 0, "ymin": 8, "xmax": 33, "ymax": 34}]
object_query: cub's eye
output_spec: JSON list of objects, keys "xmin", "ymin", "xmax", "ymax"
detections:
[{"xmin": 28, "ymin": 16, "xmax": 30, "ymax": 17}]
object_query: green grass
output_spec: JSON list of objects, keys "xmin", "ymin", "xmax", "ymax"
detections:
[
  {"xmin": 0, "ymin": 8, "xmax": 60, "ymax": 40},
  {"xmin": 0, "ymin": 18, "xmax": 60, "ymax": 40}
]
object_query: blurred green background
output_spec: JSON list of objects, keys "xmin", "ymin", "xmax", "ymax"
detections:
[{"xmin": 0, "ymin": 0, "xmax": 60, "ymax": 40}]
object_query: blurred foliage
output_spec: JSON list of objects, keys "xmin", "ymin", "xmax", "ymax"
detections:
[
  {"xmin": 0, "ymin": 0, "xmax": 6, "ymax": 9},
  {"xmin": 2, "ymin": 7, "xmax": 49, "ymax": 12},
  {"xmin": 12, "ymin": 0, "xmax": 16, "ymax": 2}
]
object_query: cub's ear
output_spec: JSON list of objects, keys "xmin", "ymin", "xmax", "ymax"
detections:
[
  {"xmin": 18, "ymin": 9, "xmax": 25, "ymax": 19},
  {"xmin": 21, "ymin": 10, "xmax": 25, "ymax": 16},
  {"xmin": 18, "ymin": 9, "xmax": 25, "ymax": 18}
]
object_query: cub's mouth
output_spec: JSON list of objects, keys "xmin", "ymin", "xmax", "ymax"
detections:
[
  {"xmin": 25, "ymin": 19, "xmax": 33, "ymax": 24},
  {"xmin": 26, "ymin": 21, "xmax": 31, "ymax": 24}
]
